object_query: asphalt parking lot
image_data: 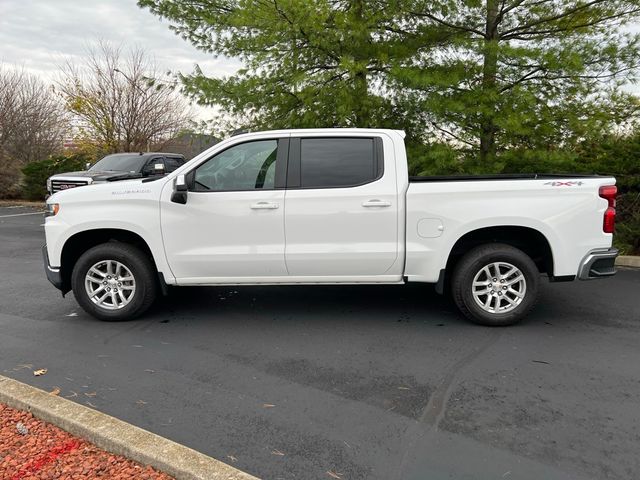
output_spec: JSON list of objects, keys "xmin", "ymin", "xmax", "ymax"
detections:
[{"xmin": 1, "ymin": 204, "xmax": 639, "ymax": 480}]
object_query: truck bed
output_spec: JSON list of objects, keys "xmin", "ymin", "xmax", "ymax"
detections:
[{"xmin": 404, "ymin": 173, "xmax": 615, "ymax": 283}]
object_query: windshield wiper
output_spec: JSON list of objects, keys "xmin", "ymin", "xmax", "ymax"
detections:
[{"xmin": 105, "ymin": 173, "xmax": 143, "ymax": 182}]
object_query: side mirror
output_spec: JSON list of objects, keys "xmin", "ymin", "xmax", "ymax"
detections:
[
  {"xmin": 85, "ymin": 162, "xmax": 91, "ymax": 170},
  {"xmin": 154, "ymin": 163, "xmax": 165, "ymax": 174},
  {"xmin": 171, "ymin": 174, "xmax": 188, "ymax": 204}
]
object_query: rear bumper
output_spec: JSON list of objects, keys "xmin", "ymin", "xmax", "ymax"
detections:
[
  {"xmin": 578, "ymin": 248, "xmax": 618, "ymax": 280},
  {"xmin": 42, "ymin": 245, "xmax": 64, "ymax": 292}
]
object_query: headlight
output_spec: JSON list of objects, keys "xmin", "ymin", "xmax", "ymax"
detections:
[
  {"xmin": 45, "ymin": 203, "xmax": 60, "ymax": 217},
  {"xmin": 46, "ymin": 177, "xmax": 52, "ymax": 192}
]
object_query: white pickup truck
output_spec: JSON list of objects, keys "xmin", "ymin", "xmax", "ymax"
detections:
[{"xmin": 43, "ymin": 129, "xmax": 618, "ymax": 325}]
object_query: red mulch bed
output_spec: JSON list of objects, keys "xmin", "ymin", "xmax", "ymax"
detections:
[{"xmin": 0, "ymin": 403, "xmax": 174, "ymax": 479}]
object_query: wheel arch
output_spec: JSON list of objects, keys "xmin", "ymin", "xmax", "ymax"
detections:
[
  {"xmin": 59, "ymin": 229, "xmax": 158, "ymax": 294},
  {"xmin": 441, "ymin": 226, "xmax": 555, "ymax": 291}
]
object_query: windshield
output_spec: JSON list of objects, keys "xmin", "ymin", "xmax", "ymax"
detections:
[{"xmin": 89, "ymin": 154, "xmax": 148, "ymax": 173}]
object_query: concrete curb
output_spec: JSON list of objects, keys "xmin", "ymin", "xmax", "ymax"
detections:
[
  {"xmin": 616, "ymin": 255, "xmax": 640, "ymax": 268},
  {"xmin": 0, "ymin": 375, "xmax": 259, "ymax": 480}
]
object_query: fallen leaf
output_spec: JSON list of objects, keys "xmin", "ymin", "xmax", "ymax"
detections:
[
  {"xmin": 85, "ymin": 401, "xmax": 97, "ymax": 408},
  {"xmin": 16, "ymin": 422, "xmax": 28, "ymax": 435},
  {"xmin": 326, "ymin": 471, "xmax": 342, "ymax": 479},
  {"xmin": 65, "ymin": 391, "xmax": 78, "ymax": 398},
  {"xmin": 136, "ymin": 400, "xmax": 147, "ymax": 405},
  {"xmin": 227, "ymin": 455, "xmax": 238, "ymax": 463},
  {"xmin": 84, "ymin": 392, "xmax": 97, "ymax": 397},
  {"xmin": 33, "ymin": 368, "xmax": 48, "ymax": 376},
  {"xmin": 49, "ymin": 387, "xmax": 61, "ymax": 396},
  {"xmin": 263, "ymin": 403, "xmax": 276, "ymax": 408},
  {"xmin": 271, "ymin": 449, "xmax": 285, "ymax": 456}
]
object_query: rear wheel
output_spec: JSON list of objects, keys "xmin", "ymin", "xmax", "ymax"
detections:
[
  {"xmin": 452, "ymin": 244, "xmax": 539, "ymax": 326},
  {"xmin": 71, "ymin": 243, "xmax": 157, "ymax": 321}
]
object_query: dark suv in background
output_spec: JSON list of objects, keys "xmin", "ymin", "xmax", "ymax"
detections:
[{"xmin": 46, "ymin": 152, "xmax": 186, "ymax": 195}]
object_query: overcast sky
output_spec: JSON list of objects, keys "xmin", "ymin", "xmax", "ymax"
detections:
[{"xmin": 0, "ymin": 0, "xmax": 241, "ymax": 120}]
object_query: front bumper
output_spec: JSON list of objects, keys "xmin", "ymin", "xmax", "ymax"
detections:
[
  {"xmin": 42, "ymin": 245, "xmax": 65, "ymax": 293},
  {"xmin": 578, "ymin": 248, "xmax": 618, "ymax": 280}
]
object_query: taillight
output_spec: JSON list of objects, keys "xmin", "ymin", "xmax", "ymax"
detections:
[{"xmin": 599, "ymin": 185, "xmax": 617, "ymax": 233}]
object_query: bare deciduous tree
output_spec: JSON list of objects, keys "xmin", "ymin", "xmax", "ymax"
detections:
[
  {"xmin": 0, "ymin": 66, "xmax": 67, "ymax": 197},
  {"xmin": 57, "ymin": 42, "xmax": 193, "ymax": 154}
]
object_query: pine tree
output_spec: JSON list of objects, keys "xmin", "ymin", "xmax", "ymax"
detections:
[
  {"xmin": 140, "ymin": 0, "xmax": 640, "ymax": 171},
  {"xmin": 138, "ymin": 0, "xmax": 415, "ymax": 131},
  {"xmin": 397, "ymin": 0, "xmax": 640, "ymax": 168}
]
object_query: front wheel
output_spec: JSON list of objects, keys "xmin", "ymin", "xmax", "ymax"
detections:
[
  {"xmin": 452, "ymin": 244, "xmax": 539, "ymax": 326},
  {"xmin": 71, "ymin": 243, "xmax": 157, "ymax": 321}
]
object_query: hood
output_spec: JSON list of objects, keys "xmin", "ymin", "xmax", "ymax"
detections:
[
  {"xmin": 50, "ymin": 170, "xmax": 143, "ymax": 182},
  {"xmin": 47, "ymin": 176, "xmax": 163, "ymax": 204}
]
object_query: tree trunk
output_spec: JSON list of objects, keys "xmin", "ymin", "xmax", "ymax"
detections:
[
  {"xmin": 353, "ymin": 70, "xmax": 368, "ymax": 126},
  {"xmin": 351, "ymin": 0, "xmax": 368, "ymax": 127},
  {"xmin": 480, "ymin": 0, "xmax": 500, "ymax": 165}
]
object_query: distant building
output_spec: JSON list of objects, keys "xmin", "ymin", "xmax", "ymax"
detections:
[{"xmin": 159, "ymin": 132, "xmax": 218, "ymax": 160}]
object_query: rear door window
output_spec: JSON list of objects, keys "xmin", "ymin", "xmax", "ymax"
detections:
[{"xmin": 298, "ymin": 138, "xmax": 380, "ymax": 188}]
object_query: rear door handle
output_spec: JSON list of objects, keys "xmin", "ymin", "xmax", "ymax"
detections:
[
  {"xmin": 251, "ymin": 201, "xmax": 279, "ymax": 210},
  {"xmin": 362, "ymin": 199, "xmax": 392, "ymax": 208}
]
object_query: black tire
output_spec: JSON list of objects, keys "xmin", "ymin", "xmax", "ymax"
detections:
[
  {"xmin": 451, "ymin": 243, "xmax": 539, "ymax": 326},
  {"xmin": 71, "ymin": 243, "xmax": 157, "ymax": 321}
]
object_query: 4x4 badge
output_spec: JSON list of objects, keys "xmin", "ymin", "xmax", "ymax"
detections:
[{"xmin": 544, "ymin": 181, "xmax": 584, "ymax": 187}]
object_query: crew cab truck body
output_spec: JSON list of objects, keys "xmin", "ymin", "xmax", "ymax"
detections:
[{"xmin": 43, "ymin": 129, "xmax": 618, "ymax": 326}]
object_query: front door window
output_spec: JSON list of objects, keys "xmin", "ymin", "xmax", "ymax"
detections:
[{"xmin": 193, "ymin": 140, "xmax": 278, "ymax": 192}]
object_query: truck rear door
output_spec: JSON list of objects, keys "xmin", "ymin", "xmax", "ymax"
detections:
[{"xmin": 284, "ymin": 135, "xmax": 400, "ymax": 277}]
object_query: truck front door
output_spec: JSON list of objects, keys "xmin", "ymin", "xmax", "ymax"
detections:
[{"xmin": 160, "ymin": 137, "xmax": 289, "ymax": 282}]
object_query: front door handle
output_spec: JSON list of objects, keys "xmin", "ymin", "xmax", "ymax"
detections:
[
  {"xmin": 251, "ymin": 201, "xmax": 279, "ymax": 210},
  {"xmin": 362, "ymin": 199, "xmax": 392, "ymax": 208}
]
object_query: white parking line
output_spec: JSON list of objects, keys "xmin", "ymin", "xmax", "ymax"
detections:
[{"xmin": 0, "ymin": 212, "xmax": 43, "ymax": 218}]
